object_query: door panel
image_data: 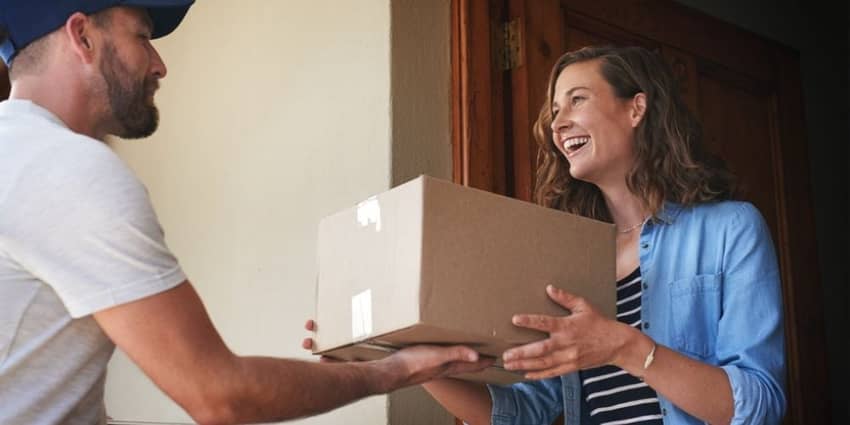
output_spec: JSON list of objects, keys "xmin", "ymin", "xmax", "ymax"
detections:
[{"xmin": 698, "ymin": 75, "xmax": 781, "ymax": 235}]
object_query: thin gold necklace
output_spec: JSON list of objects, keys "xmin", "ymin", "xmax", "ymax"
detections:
[{"xmin": 617, "ymin": 216, "xmax": 649, "ymax": 234}]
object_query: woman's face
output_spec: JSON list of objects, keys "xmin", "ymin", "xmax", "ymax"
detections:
[{"xmin": 550, "ymin": 59, "xmax": 644, "ymax": 187}]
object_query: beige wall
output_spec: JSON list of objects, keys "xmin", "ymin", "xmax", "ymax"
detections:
[
  {"xmin": 390, "ymin": 0, "xmax": 452, "ymax": 186},
  {"xmin": 105, "ymin": 0, "xmax": 452, "ymax": 424},
  {"xmin": 388, "ymin": 1, "xmax": 455, "ymax": 424}
]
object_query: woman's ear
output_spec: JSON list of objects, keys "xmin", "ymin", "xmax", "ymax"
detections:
[{"xmin": 630, "ymin": 92, "xmax": 647, "ymax": 128}]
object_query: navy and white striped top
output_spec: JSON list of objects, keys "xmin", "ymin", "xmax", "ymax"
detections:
[{"xmin": 579, "ymin": 268, "xmax": 663, "ymax": 425}]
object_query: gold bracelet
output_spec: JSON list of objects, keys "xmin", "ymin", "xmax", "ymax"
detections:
[{"xmin": 643, "ymin": 342, "xmax": 657, "ymax": 370}]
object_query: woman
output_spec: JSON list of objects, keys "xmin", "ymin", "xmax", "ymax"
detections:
[{"xmin": 422, "ymin": 46, "xmax": 786, "ymax": 424}]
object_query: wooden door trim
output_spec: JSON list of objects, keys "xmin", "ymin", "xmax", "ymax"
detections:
[
  {"xmin": 451, "ymin": 0, "xmax": 508, "ymax": 195},
  {"xmin": 504, "ymin": 0, "xmax": 564, "ymax": 202}
]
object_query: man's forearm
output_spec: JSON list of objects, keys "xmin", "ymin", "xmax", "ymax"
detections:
[
  {"xmin": 94, "ymin": 282, "xmax": 488, "ymax": 424},
  {"xmin": 201, "ymin": 356, "xmax": 394, "ymax": 424}
]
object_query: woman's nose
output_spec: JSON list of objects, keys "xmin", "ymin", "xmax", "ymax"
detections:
[{"xmin": 550, "ymin": 112, "xmax": 572, "ymax": 133}]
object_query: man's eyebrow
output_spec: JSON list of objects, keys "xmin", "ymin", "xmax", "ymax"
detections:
[{"xmin": 140, "ymin": 10, "xmax": 154, "ymax": 34}]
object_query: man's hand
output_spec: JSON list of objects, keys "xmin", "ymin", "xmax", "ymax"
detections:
[
  {"xmin": 302, "ymin": 319, "xmax": 494, "ymax": 392},
  {"xmin": 375, "ymin": 344, "xmax": 494, "ymax": 392}
]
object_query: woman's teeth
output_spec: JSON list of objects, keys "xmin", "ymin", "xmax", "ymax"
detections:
[{"xmin": 563, "ymin": 136, "xmax": 590, "ymax": 153}]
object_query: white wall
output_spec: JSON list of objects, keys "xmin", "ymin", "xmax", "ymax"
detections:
[{"xmin": 106, "ymin": 1, "xmax": 393, "ymax": 423}]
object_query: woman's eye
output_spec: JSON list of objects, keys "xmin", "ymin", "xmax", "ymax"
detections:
[{"xmin": 570, "ymin": 96, "xmax": 585, "ymax": 106}]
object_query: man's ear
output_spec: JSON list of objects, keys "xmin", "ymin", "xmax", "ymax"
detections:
[
  {"xmin": 63, "ymin": 12, "xmax": 97, "ymax": 64},
  {"xmin": 630, "ymin": 92, "xmax": 647, "ymax": 128}
]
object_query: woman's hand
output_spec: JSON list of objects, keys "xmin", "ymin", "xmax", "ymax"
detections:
[{"xmin": 502, "ymin": 285, "xmax": 639, "ymax": 379}]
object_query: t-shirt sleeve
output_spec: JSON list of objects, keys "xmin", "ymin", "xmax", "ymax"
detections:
[{"xmin": 6, "ymin": 140, "xmax": 186, "ymax": 317}]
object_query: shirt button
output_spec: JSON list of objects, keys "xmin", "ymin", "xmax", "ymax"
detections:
[
  {"xmin": 662, "ymin": 407, "xmax": 667, "ymax": 416},
  {"xmin": 643, "ymin": 322, "xmax": 650, "ymax": 329},
  {"xmin": 643, "ymin": 282, "xmax": 649, "ymax": 290},
  {"xmin": 640, "ymin": 243, "xmax": 649, "ymax": 249}
]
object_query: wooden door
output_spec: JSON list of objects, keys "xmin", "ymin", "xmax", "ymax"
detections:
[{"xmin": 452, "ymin": 1, "xmax": 830, "ymax": 424}]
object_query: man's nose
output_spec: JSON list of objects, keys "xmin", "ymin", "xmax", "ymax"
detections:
[{"xmin": 149, "ymin": 45, "xmax": 167, "ymax": 79}]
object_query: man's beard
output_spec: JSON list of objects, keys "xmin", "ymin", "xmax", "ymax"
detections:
[{"xmin": 100, "ymin": 42, "xmax": 159, "ymax": 139}]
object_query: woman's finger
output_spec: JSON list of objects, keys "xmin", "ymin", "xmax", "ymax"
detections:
[
  {"xmin": 503, "ymin": 338, "xmax": 559, "ymax": 362},
  {"xmin": 511, "ymin": 313, "xmax": 560, "ymax": 332},
  {"xmin": 503, "ymin": 347, "xmax": 576, "ymax": 372},
  {"xmin": 524, "ymin": 363, "xmax": 577, "ymax": 380}
]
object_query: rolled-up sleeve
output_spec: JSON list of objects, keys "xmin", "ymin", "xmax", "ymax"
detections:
[
  {"xmin": 487, "ymin": 377, "xmax": 563, "ymax": 425},
  {"xmin": 718, "ymin": 203, "xmax": 786, "ymax": 424}
]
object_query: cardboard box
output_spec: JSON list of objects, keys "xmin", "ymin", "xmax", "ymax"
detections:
[{"xmin": 313, "ymin": 175, "xmax": 615, "ymax": 385}]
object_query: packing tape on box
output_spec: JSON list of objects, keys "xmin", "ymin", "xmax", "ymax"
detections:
[
  {"xmin": 351, "ymin": 289, "xmax": 373, "ymax": 339},
  {"xmin": 356, "ymin": 196, "xmax": 381, "ymax": 231}
]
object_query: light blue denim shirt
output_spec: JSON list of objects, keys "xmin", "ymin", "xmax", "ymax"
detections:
[{"xmin": 488, "ymin": 201, "xmax": 786, "ymax": 424}]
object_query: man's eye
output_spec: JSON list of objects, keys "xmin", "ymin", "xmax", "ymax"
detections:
[{"xmin": 551, "ymin": 109, "xmax": 559, "ymax": 117}]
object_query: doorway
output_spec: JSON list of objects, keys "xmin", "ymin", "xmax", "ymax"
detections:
[{"xmin": 451, "ymin": 1, "xmax": 831, "ymax": 424}]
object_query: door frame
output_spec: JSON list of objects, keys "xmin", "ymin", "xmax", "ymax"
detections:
[
  {"xmin": 1, "ymin": 64, "xmax": 9, "ymax": 100},
  {"xmin": 451, "ymin": 1, "xmax": 831, "ymax": 424}
]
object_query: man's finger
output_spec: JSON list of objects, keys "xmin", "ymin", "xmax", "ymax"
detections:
[
  {"xmin": 440, "ymin": 345, "xmax": 479, "ymax": 363},
  {"xmin": 440, "ymin": 356, "xmax": 496, "ymax": 378},
  {"xmin": 301, "ymin": 337, "xmax": 314, "ymax": 350},
  {"xmin": 319, "ymin": 355, "xmax": 340, "ymax": 363},
  {"xmin": 399, "ymin": 344, "xmax": 479, "ymax": 366}
]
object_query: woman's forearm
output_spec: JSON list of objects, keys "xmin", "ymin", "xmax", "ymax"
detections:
[
  {"xmin": 615, "ymin": 330, "xmax": 734, "ymax": 425},
  {"xmin": 422, "ymin": 378, "xmax": 493, "ymax": 425}
]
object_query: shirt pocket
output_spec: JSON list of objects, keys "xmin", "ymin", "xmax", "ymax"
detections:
[{"xmin": 668, "ymin": 273, "xmax": 721, "ymax": 359}]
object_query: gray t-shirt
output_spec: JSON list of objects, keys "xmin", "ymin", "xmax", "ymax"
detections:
[{"xmin": 0, "ymin": 99, "xmax": 186, "ymax": 424}]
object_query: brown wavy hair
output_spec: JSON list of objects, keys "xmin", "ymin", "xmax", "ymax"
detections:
[{"xmin": 533, "ymin": 46, "xmax": 735, "ymax": 221}]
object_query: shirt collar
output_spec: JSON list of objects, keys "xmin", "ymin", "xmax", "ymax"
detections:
[{"xmin": 656, "ymin": 201, "xmax": 684, "ymax": 224}]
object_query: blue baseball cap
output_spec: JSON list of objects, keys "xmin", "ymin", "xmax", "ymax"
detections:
[{"xmin": 0, "ymin": 0, "xmax": 195, "ymax": 65}]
